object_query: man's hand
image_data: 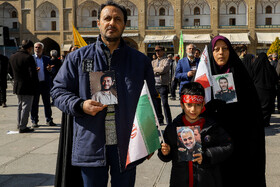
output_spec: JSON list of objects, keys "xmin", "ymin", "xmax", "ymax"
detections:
[
  {"xmin": 161, "ymin": 143, "xmax": 171, "ymax": 156},
  {"xmin": 46, "ymin": 64, "xmax": 55, "ymax": 72},
  {"xmin": 187, "ymin": 70, "xmax": 196, "ymax": 77},
  {"xmin": 83, "ymin": 100, "xmax": 107, "ymax": 116},
  {"xmin": 193, "ymin": 153, "xmax": 202, "ymax": 164}
]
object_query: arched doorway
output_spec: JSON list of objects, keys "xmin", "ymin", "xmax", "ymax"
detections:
[
  {"xmin": 41, "ymin": 37, "xmax": 60, "ymax": 57},
  {"xmin": 123, "ymin": 37, "xmax": 138, "ymax": 50}
]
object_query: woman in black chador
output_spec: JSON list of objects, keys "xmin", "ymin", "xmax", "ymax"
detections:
[
  {"xmin": 205, "ymin": 36, "xmax": 266, "ymax": 187},
  {"xmin": 252, "ymin": 52, "xmax": 278, "ymax": 127}
]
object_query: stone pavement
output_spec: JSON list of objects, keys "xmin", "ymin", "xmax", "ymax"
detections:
[{"xmin": 0, "ymin": 83, "xmax": 280, "ymax": 187}]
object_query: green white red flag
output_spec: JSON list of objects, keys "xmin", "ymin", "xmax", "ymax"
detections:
[{"xmin": 126, "ymin": 81, "xmax": 161, "ymax": 167}]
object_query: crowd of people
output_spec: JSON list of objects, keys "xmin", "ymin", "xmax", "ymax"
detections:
[
  {"xmin": 0, "ymin": 0, "xmax": 278, "ymax": 186},
  {"xmin": 0, "ymin": 40, "xmax": 77, "ymax": 133}
]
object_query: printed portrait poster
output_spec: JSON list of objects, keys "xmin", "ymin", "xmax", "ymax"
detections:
[
  {"xmin": 177, "ymin": 126, "xmax": 202, "ymax": 162},
  {"xmin": 89, "ymin": 71, "xmax": 118, "ymax": 105},
  {"xmin": 212, "ymin": 73, "xmax": 237, "ymax": 104}
]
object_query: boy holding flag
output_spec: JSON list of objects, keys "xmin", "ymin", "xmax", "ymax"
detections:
[{"xmin": 158, "ymin": 82, "xmax": 233, "ymax": 187}]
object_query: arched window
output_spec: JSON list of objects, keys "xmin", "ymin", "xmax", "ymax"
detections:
[
  {"xmin": 92, "ymin": 10, "xmax": 97, "ymax": 17},
  {"xmin": 11, "ymin": 11, "xmax": 17, "ymax": 18},
  {"xmin": 51, "ymin": 10, "xmax": 56, "ymax": 17},
  {"xmin": 229, "ymin": 6, "xmax": 236, "ymax": 14},
  {"xmin": 266, "ymin": 6, "xmax": 272, "ymax": 14},
  {"xmin": 194, "ymin": 7, "xmax": 200, "ymax": 15},
  {"xmin": 159, "ymin": 8, "xmax": 165, "ymax": 16},
  {"xmin": 92, "ymin": 21, "xmax": 97, "ymax": 27},
  {"xmin": 126, "ymin": 9, "xmax": 131, "ymax": 16}
]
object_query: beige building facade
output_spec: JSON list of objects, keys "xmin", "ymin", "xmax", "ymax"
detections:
[{"xmin": 1, "ymin": 0, "xmax": 280, "ymax": 58}]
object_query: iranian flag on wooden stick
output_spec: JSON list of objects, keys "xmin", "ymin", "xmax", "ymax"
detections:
[
  {"xmin": 194, "ymin": 45, "xmax": 213, "ymax": 103},
  {"xmin": 126, "ymin": 81, "xmax": 161, "ymax": 167}
]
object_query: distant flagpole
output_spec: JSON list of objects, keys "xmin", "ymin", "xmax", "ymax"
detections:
[
  {"xmin": 178, "ymin": 31, "xmax": 184, "ymax": 59},
  {"xmin": 72, "ymin": 24, "xmax": 87, "ymax": 48}
]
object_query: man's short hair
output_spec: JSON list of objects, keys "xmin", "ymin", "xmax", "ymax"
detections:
[
  {"xmin": 21, "ymin": 40, "xmax": 34, "ymax": 50},
  {"xmin": 50, "ymin": 50, "xmax": 58, "ymax": 57},
  {"xmin": 98, "ymin": 0, "xmax": 127, "ymax": 24},
  {"xmin": 167, "ymin": 54, "xmax": 173, "ymax": 58},
  {"xmin": 100, "ymin": 72, "xmax": 114, "ymax": 85},
  {"xmin": 186, "ymin": 44, "xmax": 196, "ymax": 50},
  {"xmin": 180, "ymin": 82, "xmax": 205, "ymax": 99},
  {"xmin": 155, "ymin": 45, "xmax": 165, "ymax": 51},
  {"xmin": 34, "ymin": 42, "xmax": 44, "ymax": 49},
  {"xmin": 218, "ymin": 76, "xmax": 228, "ymax": 83}
]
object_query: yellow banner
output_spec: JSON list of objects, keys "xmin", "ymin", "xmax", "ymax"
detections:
[{"xmin": 72, "ymin": 24, "xmax": 87, "ymax": 48}]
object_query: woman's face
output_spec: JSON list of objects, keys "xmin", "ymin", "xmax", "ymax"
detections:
[{"xmin": 213, "ymin": 40, "xmax": 230, "ymax": 66}]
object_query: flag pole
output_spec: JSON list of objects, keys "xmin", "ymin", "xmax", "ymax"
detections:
[{"xmin": 144, "ymin": 80, "xmax": 165, "ymax": 143}]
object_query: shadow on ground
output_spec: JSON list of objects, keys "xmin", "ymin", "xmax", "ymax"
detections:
[{"xmin": 0, "ymin": 173, "xmax": 54, "ymax": 186}]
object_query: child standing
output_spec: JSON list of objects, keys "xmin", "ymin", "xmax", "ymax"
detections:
[{"xmin": 158, "ymin": 82, "xmax": 233, "ymax": 187}]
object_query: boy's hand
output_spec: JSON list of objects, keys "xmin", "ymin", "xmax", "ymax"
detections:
[
  {"xmin": 193, "ymin": 153, "xmax": 203, "ymax": 164},
  {"xmin": 161, "ymin": 143, "xmax": 171, "ymax": 156}
]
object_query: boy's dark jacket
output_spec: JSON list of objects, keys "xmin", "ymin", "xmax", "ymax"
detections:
[{"xmin": 158, "ymin": 113, "xmax": 233, "ymax": 187}]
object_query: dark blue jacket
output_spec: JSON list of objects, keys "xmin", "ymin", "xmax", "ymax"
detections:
[
  {"xmin": 51, "ymin": 36, "xmax": 157, "ymax": 171},
  {"xmin": 175, "ymin": 57, "xmax": 199, "ymax": 92}
]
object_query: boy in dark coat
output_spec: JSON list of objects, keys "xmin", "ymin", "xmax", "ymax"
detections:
[{"xmin": 158, "ymin": 82, "xmax": 233, "ymax": 187}]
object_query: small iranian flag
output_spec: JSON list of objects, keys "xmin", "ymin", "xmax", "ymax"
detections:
[{"xmin": 126, "ymin": 81, "xmax": 161, "ymax": 167}]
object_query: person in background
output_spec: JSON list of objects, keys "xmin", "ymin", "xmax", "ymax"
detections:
[
  {"xmin": 239, "ymin": 45, "xmax": 247, "ymax": 60},
  {"xmin": 194, "ymin": 48, "xmax": 201, "ymax": 59},
  {"xmin": 175, "ymin": 44, "xmax": 199, "ymax": 93},
  {"xmin": 170, "ymin": 54, "xmax": 180, "ymax": 100},
  {"xmin": 252, "ymin": 52, "xmax": 278, "ymax": 127},
  {"xmin": 152, "ymin": 45, "xmax": 172, "ymax": 125},
  {"xmin": 50, "ymin": 50, "xmax": 62, "ymax": 79},
  {"xmin": 207, "ymin": 35, "xmax": 266, "ymax": 187},
  {"xmin": 31, "ymin": 42, "xmax": 56, "ymax": 127},
  {"xmin": 9, "ymin": 40, "xmax": 39, "ymax": 133},
  {"xmin": 270, "ymin": 53, "xmax": 278, "ymax": 69},
  {"xmin": 0, "ymin": 53, "xmax": 9, "ymax": 107}
]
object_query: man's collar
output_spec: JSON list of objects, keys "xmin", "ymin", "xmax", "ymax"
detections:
[
  {"xmin": 98, "ymin": 34, "xmax": 125, "ymax": 50},
  {"xmin": 34, "ymin": 54, "xmax": 42, "ymax": 59}
]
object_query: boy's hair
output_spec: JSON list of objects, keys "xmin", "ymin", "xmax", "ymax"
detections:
[
  {"xmin": 98, "ymin": 0, "xmax": 127, "ymax": 24},
  {"xmin": 180, "ymin": 82, "xmax": 205, "ymax": 102}
]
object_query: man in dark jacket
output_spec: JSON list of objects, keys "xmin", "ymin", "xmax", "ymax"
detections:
[
  {"xmin": 0, "ymin": 53, "xmax": 9, "ymax": 107},
  {"xmin": 175, "ymin": 44, "xmax": 200, "ymax": 93},
  {"xmin": 9, "ymin": 40, "xmax": 39, "ymax": 133},
  {"xmin": 51, "ymin": 1, "xmax": 157, "ymax": 187},
  {"xmin": 31, "ymin": 42, "xmax": 56, "ymax": 127}
]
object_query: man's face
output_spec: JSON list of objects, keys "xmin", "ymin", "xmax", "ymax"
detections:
[
  {"xmin": 97, "ymin": 5, "xmax": 125, "ymax": 42},
  {"xmin": 186, "ymin": 44, "xmax": 195, "ymax": 57},
  {"xmin": 194, "ymin": 50, "xmax": 200, "ymax": 58},
  {"xmin": 155, "ymin": 48, "xmax": 164, "ymax": 58},
  {"xmin": 34, "ymin": 44, "xmax": 43, "ymax": 56},
  {"xmin": 219, "ymin": 79, "xmax": 228, "ymax": 91},
  {"xmin": 101, "ymin": 76, "xmax": 113, "ymax": 91},
  {"xmin": 193, "ymin": 128, "xmax": 201, "ymax": 143},
  {"xmin": 182, "ymin": 131, "xmax": 195, "ymax": 150}
]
